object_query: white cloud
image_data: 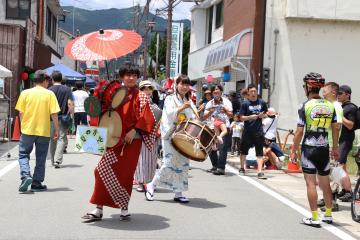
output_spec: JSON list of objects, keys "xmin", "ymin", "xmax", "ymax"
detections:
[{"xmin": 59, "ymin": 0, "xmax": 194, "ymax": 20}]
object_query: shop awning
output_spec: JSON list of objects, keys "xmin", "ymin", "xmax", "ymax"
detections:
[
  {"xmin": 0, "ymin": 65, "xmax": 12, "ymax": 78},
  {"xmin": 204, "ymin": 28, "xmax": 253, "ymax": 73}
]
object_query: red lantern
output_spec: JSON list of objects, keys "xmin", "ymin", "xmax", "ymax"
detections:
[
  {"xmin": 207, "ymin": 75, "xmax": 213, "ymax": 83},
  {"xmin": 21, "ymin": 72, "xmax": 29, "ymax": 81}
]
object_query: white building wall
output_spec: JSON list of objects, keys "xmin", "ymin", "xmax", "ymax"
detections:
[
  {"xmin": 58, "ymin": 30, "xmax": 75, "ymax": 70},
  {"xmin": 189, "ymin": 0, "xmax": 224, "ymax": 81},
  {"xmin": 0, "ymin": 0, "xmax": 37, "ymax": 26},
  {"xmin": 286, "ymin": 0, "xmax": 360, "ymax": 21},
  {"xmin": 264, "ymin": 0, "xmax": 360, "ymax": 132},
  {"xmin": 190, "ymin": 8, "xmax": 207, "ymax": 52}
]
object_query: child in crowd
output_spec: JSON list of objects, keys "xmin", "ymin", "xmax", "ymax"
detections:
[
  {"xmin": 230, "ymin": 114, "xmax": 244, "ymax": 156},
  {"xmin": 210, "ymin": 97, "xmax": 228, "ymax": 144}
]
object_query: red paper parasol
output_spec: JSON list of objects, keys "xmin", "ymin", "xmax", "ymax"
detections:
[{"xmin": 65, "ymin": 29, "xmax": 142, "ymax": 61}]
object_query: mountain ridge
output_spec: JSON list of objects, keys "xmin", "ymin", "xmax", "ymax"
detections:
[{"xmin": 59, "ymin": 6, "xmax": 191, "ymax": 36}]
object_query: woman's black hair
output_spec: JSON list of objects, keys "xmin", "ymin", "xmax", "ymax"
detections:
[
  {"xmin": 210, "ymin": 84, "xmax": 223, "ymax": 93},
  {"xmin": 119, "ymin": 64, "xmax": 140, "ymax": 78},
  {"xmin": 175, "ymin": 74, "xmax": 191, "ymax": 100},
  {"xmin": 152, "ymin": 90, "xmax": 160, "ymax": 105}
]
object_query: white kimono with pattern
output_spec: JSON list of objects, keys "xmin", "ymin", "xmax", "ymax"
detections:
[{"xmin": 153, "ymin": 93, "xmax": 195, "ymax": 192}]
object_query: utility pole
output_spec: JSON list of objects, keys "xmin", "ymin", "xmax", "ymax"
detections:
[
  {"xmin": 143, "ymin": 0, "xmax": 151, "ymax": 80},
  {"xmin": 155, "ymin": 32, "xmax": 159, "ymax": 80},
  {"xmin": 165, "ymin": 0, "xmax": 173, "ymax": 79},
  {"xmin": 132, "ymin": 4, "xmax": 140, "ymax": 65}
]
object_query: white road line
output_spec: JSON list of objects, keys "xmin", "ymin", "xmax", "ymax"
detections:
[
  {"xmin": 0, "ymin": 161, "xmax": 18, "ymax": 178},
  {"xmin": 0, "ymin": 147, "xmax": 35, "ymax": 179},
  {"xmin": 226, "ymin": 165, "xmax": 357, "ymax": 240}
]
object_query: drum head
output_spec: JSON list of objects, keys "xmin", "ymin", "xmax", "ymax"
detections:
[
  {"xmin": 111, "ymin": 87, "xmax": 127, "ymax": 109},
  {"xmin": 171, "ymin": 134, "xmax": 207, "ymax": 162},
  {"xmin": 99, "ymin": 111, "xmax": 122, "ymax": 148},
  {"xmin": 84, "ymin": 96, "xmax": 101, "ymax": 117}
]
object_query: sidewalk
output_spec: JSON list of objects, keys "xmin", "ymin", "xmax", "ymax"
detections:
[
  {"xmin": 0, "ymin": 140, "xmax": 18, "ymax": 160},
  {"xmin": 227, "ymin": 155, "xmax": 360, "ymax": 239}
]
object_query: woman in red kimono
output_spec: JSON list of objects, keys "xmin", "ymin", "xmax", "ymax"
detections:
[{"xmin": 82, "ymin": 65, "xmax": 156, "ymax": 221}]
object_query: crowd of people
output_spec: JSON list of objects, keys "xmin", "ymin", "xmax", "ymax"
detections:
[{"xmin": 14, "ymin": 65, "xmax": 359, "ymax": 228}]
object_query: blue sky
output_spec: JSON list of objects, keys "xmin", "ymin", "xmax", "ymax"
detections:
[{"xmin": 59, "ymin": 0, "xmax": 195, "ymax": 20}]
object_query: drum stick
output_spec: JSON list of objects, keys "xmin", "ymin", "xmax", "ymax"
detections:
[
  {"xmin": 120, "ymin": 143, "xmax": 126, "ymax": 156},
  {"xmin": 188, "ymin": 102, "xmax": 200, "ymax": 120}
]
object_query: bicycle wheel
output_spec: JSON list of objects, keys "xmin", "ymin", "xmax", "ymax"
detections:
[{"xmin": 351, "ymin": 178, "xmax": 360, "ymax": 222}]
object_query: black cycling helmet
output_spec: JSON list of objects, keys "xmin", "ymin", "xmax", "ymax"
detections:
[{"xmin": 303, "ymin": 72, "xmax": 325, "ymax": 89}]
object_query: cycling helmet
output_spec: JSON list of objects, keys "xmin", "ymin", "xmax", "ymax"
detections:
[{"xmin": 303, "ymin": 72, "xmax": 325, "ymax": 89}]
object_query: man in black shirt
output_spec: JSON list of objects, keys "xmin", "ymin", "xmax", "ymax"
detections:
[
  {"xmin": 49, "ymin": 71, "xmax": 74, "ymax": 168},
  {"xmin": 239, "ymin": 84, "xmax": 268, "ymax": 179},
  {"xmin": 337, "ymin": 85, "xmax": 356, "ymax": 202}
]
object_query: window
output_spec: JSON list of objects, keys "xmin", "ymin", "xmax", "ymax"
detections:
[
  {"xmin": 6, "ymin": 0, "xmax": 31, "ymax": 20},
  {"xmin": 215, "ymin": 1, "xmax": 224, "ymax": 29},
  {"xmin": 207, "ymin": 6, "xmax": 213, "ymax": 44},
  {"xmin": 46, "ymin": 7, "xmax": 57, "ymax": 41}
]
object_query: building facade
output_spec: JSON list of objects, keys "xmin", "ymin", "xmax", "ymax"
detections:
[
  {"xmin": 264, "ymin": 0, "xmax": 360, "ymax": 130},
  {"xmin": 0, "ymin": 0, "xmax": 65, "ymax": 120},
  {"xmin": 188, "ymin": 0, "xmax": 266, "ymax": 96},
  {"xmin": 57, "ymin": 28, "xmax": 75, "ymax": 69}
]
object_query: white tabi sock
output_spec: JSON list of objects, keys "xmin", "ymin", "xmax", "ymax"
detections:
[
  {"xmin": 147, "ymin": 182, "xmax": 155, "ymax": 194},
  {"xmin": 121, "ymin": 208, "xmax": 128, "ymax": 216},
  {"xmin": 90, "ymin": 207, "xmax": 103, "ymax": 217}
]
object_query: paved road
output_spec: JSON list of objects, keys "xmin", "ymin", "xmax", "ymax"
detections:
[{"xmin": 0, "ymin": 140, "xmax": 354, "ymax": 240}]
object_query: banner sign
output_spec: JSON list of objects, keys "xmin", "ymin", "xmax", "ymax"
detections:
[
  {"xmin": 74, "ymin": 126, "xmax": 107, "ymax": 155},
  {"xmin": 170, "ymin": 22, "xmax": 184, "ymax": 78}
]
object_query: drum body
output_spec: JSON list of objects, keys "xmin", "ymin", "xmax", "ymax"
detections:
[
  {"xmin": 100, "ymin": 81, "xmax": 127, "ymax": 111},
  {"xmin": 171, "ymin": 120, "xmax": 215, "ymax": 162},
  {"xmin": 99, "ymin": 110, "xmax": 122, "ymax": 148},
  {"xmin": 98, "ymin": 82, "xmax": 128, "ymax": 148}
]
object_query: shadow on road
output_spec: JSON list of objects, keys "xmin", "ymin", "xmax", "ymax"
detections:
[
  {"xmin": 46, "ymin": 187, "xmax": 73, "ymax": 192},
  {"xmin": 60, "ymin": 164, "xmax": 83, "ymax": 168},
  {"xmin": 86, "ymin": 213, "xmax": 170, "ymax": 231},
  {"xmin": 157, "ymin": 198, "xmax": 226, "ymax": 209}
]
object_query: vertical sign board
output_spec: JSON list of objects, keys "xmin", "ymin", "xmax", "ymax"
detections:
[{"xmin": 170, "ymin": 22, "xmax": 184, "ymax": 79}]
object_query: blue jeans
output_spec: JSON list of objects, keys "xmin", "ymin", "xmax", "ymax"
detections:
[
  {"xmin": 209, "ymin": 131, "xmax": 231, "ymax": 170},
  {"xmin": 18, "ymin": 134, "xmax": 50, "ymax": 183}
]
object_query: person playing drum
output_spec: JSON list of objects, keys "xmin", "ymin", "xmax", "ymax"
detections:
[
  {"xmin": 145, "ymin": 74, "xmax": 195, "ymax": 203},
  {"xmin": 82, "ymin": 65, "xmax": 156, "ymax": 221}
]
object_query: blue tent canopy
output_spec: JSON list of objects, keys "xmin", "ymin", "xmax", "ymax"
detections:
[
  {"xmin": 85, "ymin": 76, "xmax": 96, "ymax": 88},
  {"xmin": 44, "ymin": 64, "xmax": 85, "ymax": 81}
]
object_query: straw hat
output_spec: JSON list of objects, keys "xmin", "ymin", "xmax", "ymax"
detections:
[{"xmin": 139, "ymin": 80, "xmax": 153, "ymax": 89}]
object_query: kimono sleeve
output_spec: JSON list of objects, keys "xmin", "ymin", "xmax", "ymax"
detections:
[
  {"xmin": 134, "ymin": 97, "xmax": 155, "ymax": 134},
  {"xmin": 163, "ymin": 95, "xmax": 179, "ymax": 124}
]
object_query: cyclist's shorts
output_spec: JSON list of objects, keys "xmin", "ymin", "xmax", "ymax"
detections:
[{"xmin": 301, "ymin": 145, "xmax": 330, "ymax": 176}]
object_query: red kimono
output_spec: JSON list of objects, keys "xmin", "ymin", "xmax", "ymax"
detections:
[{"xmin": 90, "ymin": 88, "xmax": 155, "ymax": 209}]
